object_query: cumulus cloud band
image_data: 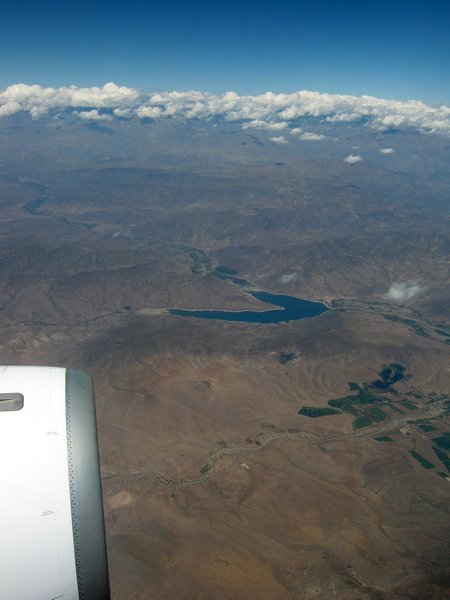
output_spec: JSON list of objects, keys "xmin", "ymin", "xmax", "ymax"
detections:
[{"xmin": 1, "ymin": 83, "xmax": 449, "ymax": 136}]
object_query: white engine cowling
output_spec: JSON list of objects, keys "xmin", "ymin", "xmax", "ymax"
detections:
[{"xmin": 0, "ymin": 366, "xmax": 110, "ymax": 600}]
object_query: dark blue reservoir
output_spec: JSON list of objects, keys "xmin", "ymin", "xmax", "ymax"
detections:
[{"xmin": 170, "ymin": 291, "xmax": 329, "ymax": 323}]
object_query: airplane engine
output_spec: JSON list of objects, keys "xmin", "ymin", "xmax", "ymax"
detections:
[{"xmin": 0, "ymin": 366, "xmax": 110, "ymax": 600}]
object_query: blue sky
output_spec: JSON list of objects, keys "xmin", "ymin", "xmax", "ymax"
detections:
[{"xmin": 1, "ymin": 0, "xmax": 449, "ymax": 103}]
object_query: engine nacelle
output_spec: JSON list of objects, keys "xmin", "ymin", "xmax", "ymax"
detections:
[{"xmin": 0, "ymin": 366, "xmax": 110, "ymax": 600}]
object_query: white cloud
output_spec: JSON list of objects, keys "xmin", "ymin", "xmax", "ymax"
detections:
[
  {"xmin": 243, "ymin": 119, "xmax": 287, "ymax": 130},
  {"xmin": 326, "ymin": 112, "xmax": 361, "ymax": 122},
  {"xmin": 380, "ymin": 148, "xmax": 395, "ymax": 154},
  {"xmin": 0, "ymin": 82, "xmax": 140, "ymax": 119},
  {"xmin": 270, "ymin": 136, "xmax": 289, "ymax": 144},
  {"xmin": 264, "ymin": 122, "xmax": 288, "ymax": 131},
  {"xmin": 299, "ymin": 131, "xmax": 326, "ymax": 140},
  {"xmin": 344, "ymin": 154, "xmax": 363, "ymax": 164},
  {"xmin": 242, "ymin": 119, "xmax": 266, "ymax": 129},
  {"xmin": 279, "ymin": 273, "xmax": 298, "ymax": 284},
  {"xmin": 136, "ymin": 105, "xmax": 162, "ymax": 119},
  {"xmin": 384, "ymin": 281, "xmax": 425, "ymax": 302},
  {"xmin": 0, "ymin": 100, "xmax": 21, "ymax": 116},
  {"xmin": 0, "ymin": 83, "xmax": 449, "ymax": 137},
  {"xmin": 76, "ymin": 109, "xmax": 112, "ymax": 121},
  {"xmin": 290, "ymin": 127, "xmax": 303, "ymax": 135},
  {"xmin": 113, "ymin": 107, "xmax": 132, "ymax": 118}
]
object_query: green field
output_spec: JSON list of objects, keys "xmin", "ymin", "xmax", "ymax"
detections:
[
  {"xmin": 432, "ymin": 446, "xmax": 450, "ymax": 471},
  {"xmin": 298, "ymin": 406, "xmax": 341, "ymax": 418},
  {"xmin": 374, "ymin": 436, "xmax": 394, "ymax": 442},
  {"xmin": 409, "ymin": 450, "xmax": 435, "ymax": 469},
  {"xmin": 433, "ymin": 436, "xmax": 450, "ymax": 450},
  {"xmin": 328, "ymin": 398, "xmax": 359, "ymax": 415},
  {"xmin": 328, "ymin": 387, "xmax": 388, "ymax": 411},
  {"xmin": 398, "ymin": 399, "xmax": 418, "ymax": 410},
  {"xmin": 326, "ymin": 369, "xmax": 404, "ymax": 429},
  {"xmin": 418, "ymin": 424, "xmax": 438, "ymax": 432},
  {"xmin": 303, "ymin": 364, "xmax": 443, "ymax": 433},
  {"xmin": 354, "ymin": 406, "xmax": 388, "ymax": 429}
]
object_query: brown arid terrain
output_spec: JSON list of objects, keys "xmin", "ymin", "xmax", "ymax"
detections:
[{"xmin": 0, "ymin": 113, "xmax": 449, "ymax": 599}]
